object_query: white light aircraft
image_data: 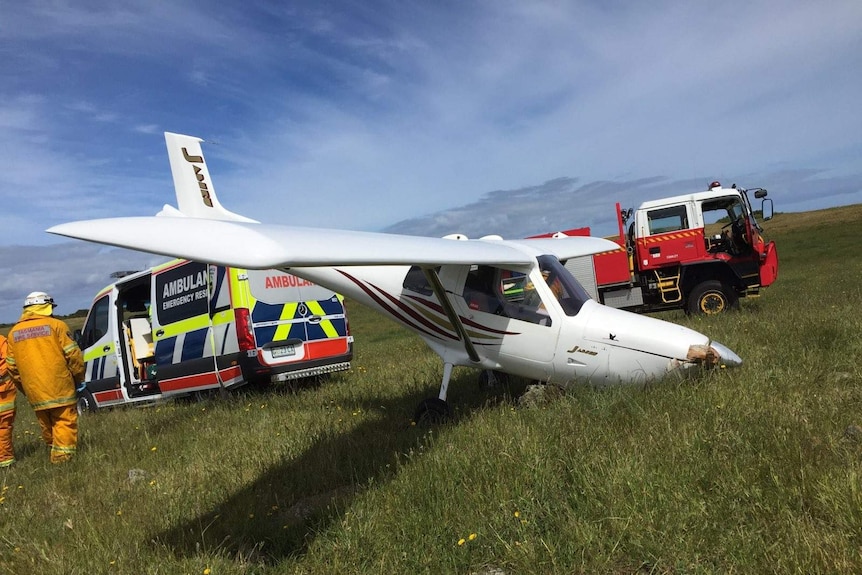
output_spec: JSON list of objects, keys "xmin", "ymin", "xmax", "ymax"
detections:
[{"xmin": 49, "ymin": 132, "xmax": 742, "ymax": 421}]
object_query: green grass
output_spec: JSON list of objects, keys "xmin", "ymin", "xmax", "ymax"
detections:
[{"xmin": 2, "ymin": 204, "xmax": 862, "ymax": 574}]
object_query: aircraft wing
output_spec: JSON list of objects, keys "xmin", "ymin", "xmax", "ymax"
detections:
[
  {"xmin": 508, "ymin": 237, "xmax": 623, "ymax": 260},
  {"xmin": 47, "ymin": 216, "xmax": 619, "ymax": 270}
]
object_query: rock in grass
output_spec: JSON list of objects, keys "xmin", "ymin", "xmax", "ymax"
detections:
[
  {"xmin": 517, "ymin": 383, "xmax": 565, "ymax": 408},
  {"xmin": 843, "ymin": 424, "xmax": 862, "ymax": 441}
]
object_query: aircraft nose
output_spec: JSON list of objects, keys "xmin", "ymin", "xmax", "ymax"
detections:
[{"xmin": 710, "ymin": 340, "xmax": 743, "ymax": 368}]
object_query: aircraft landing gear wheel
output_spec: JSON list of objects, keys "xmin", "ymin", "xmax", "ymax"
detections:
[
  {"xmin": 414, "ymin": 398, "xmax": 451, "ymax": 425},
  {"xmin": 478, "ymin": 370, "xmax": 509, "ymax": 389},
  {"xmin": 687, "ymin": 280, "xmax": 737, "ymax": 315},
  {"xmin": 77, "ymin": 391, "xmax": 97, "ymax": 415}
]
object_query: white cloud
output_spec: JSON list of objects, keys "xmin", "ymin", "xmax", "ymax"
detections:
[{"xmin": 0, "ymin": 244, "xmax": 164, "ymax": 324}]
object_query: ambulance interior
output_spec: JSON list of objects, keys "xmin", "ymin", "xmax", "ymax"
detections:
[{"xmin": 117, "ymin": 280, "xmax": 157, "ymax": 393}]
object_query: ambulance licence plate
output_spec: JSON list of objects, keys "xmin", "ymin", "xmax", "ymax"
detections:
[{"xmin": 271, "ymin": 344, "xmax": 296, "ymax": 358}]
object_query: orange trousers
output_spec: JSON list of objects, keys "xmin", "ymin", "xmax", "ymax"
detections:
[
  {"xmin": 0, "ymin": 409, "xmax": 12, "ymax": 467},
  {"xmin": 0, "ymin": 388, "xmax": 15, "ymax": 467},
  {"xmin": 35, "ymin": 404, "xmax": 78, "ymax": 463}
]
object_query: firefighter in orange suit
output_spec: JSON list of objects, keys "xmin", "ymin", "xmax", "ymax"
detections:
[
  {"xmin": 0, "ymin": 334, "xmax": 14, "ymax": 467},
  {"xmin": 6, "ymin": 292, "xmax": 85, "ymax": 463}
]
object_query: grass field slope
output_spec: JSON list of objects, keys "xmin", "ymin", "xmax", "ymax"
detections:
[{"xmin": 1, "ymin": 204, "xmax": 861, "ymax": 574}]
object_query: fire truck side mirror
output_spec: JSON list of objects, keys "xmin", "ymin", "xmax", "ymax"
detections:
[
  {"xmin": 754, "ymin": 189, "xmax": 768, "ymax": 199},
  {"xmin": 761, "ymin": 198, "xmax": 774, "ymax": 221}
]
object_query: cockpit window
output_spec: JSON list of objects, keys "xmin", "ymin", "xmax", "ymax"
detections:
[
  {"xmin": 461, "ymin": 256, "xmax": 591, "ymax": 325},
  {"xmin": 464, "ymin": 265, "xmax": 550, "ymax": 325},
  {"xmin": 402, "ymin": 265, "xmax": 438, "ymax": 296},
  {"xmin": 536, "ymin": 255, "xmax": 591, "ymax": 316},
  {"xmin": 463, "ymin": 265, "xmax": 505, "ymax": 314}
]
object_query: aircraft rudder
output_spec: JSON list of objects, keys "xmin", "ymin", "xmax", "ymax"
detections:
[{"xmin": 163, "ymin": 132, "xmax": 257, "ymax": 223}]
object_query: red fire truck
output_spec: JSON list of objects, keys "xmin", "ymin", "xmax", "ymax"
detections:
[{"xmin": 534, "ymin": 182, "xmax": 779, "ymax": 315}]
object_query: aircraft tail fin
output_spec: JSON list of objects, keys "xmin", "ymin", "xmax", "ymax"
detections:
[{"xmin": 163, "ymin": 132, "xmax": 258, "ymax": 223}]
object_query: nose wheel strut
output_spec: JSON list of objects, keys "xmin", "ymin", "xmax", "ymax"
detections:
[{"xmin": 414, "ymin": 362, "xmax": 453, "ymax": 424}]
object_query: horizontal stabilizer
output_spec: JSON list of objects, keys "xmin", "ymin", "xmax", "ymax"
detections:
[
  {"xmin": 515, "ymin": 236, "xmax": 623, "ymax": 260},
  {"xmin": 156, "ymin": 204, "xmax": 186, "ymax": 217}
]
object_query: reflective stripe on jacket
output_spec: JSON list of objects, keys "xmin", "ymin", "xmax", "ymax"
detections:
[{"xmin": 6, "ymin": 313, "xmax": 85, "ymax": 411}]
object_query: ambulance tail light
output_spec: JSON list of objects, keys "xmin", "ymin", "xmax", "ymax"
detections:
[{"xmin": 235, "ymin": 307, "xmax": 256, "ymax": 351}]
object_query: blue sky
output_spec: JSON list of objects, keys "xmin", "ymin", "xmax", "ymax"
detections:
[{"xmin": 1, "ymin": 1, "xmax": 861, "ymax": 322}]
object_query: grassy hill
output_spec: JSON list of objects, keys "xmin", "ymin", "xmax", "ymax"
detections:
[{"xmin": 1, "ymin": 204, "xmax": 861, "ymax": 574}]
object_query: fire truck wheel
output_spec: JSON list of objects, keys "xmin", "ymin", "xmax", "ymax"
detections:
[
  {"xmin": 687, "ymin": 281, "xmax": 737, "ymax": 315},
  {"xmin": 77, "ymin": 391, "xmax": 97, "ymax": 415}
]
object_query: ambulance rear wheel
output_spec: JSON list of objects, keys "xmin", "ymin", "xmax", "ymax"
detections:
[
  {"xmin": 77, "ymin": 391, "xmax": 97, "ymax": 415},
  {"xmin": 413, "ymin": 398, "xmax": 451, "ymax": 425},
  {"xmin": 687, "ymin": 281, "xmax": 737, "ymax": 315}
]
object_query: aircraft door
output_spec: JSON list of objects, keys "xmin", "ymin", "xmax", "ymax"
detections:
[{"xmin": 454, "ymin": 265, "xmax": 558, "ymax": 379}]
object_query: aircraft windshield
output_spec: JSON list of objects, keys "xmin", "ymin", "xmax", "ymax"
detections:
[
  {"xmin": 405, "ymin": 257, "xmax": 592, "ymax": 327},
  {"xmin": 536, "ymin": 255, "xmax": 591, "ymax": 316}
]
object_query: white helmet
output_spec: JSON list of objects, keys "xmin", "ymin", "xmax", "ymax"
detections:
[{"xmin": 23, "ymin": 291, "xmax": 56, "ymax": 308}]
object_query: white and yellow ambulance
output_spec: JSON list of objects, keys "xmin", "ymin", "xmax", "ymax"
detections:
[{"xmin": 76, "ymin": 259, "xmax": 352, "ymax": 411}]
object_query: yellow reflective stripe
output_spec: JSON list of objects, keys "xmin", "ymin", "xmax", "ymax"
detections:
[
  {"xmin": 84, "ymin": 344, "xmax": 113, "ymax": 361},
  {"xmin": 230, "ymin": 268, "xmax": 254, "ymax": 308},
  {"xmin": 0, "ymin": 400, "xmax": 15, "ymax": 413},
  {"xmin": 31, "ymin": 396, "xmax": 77, "ymax": 410},
  {"xmin": 0, "ymin": 458, "xmax": 14, "ymax": 468},
  {"xmin": 150, "ymin": 258, "xmax": 185, "ymax": 274},
  {"xmin": 280, "ymin": 303, "xmax": 299, "ymax": 321},
  {"xmin": 154, "ymin": 315, "xmax": 209, "ymax": 339},
  {"xmin": 306, "ymin": 301, "xmax": 339, "ymax": 338},
  {"xmin": 272, "ymin": 324, "xmax": 296, "ymax": 342},
  {"xmin": 211, "ymin": 310, "xmax": 233, "ymax": 326},
  {"xmin": 271, "ymin": 303, "xmax": 299, "ymax": 341},
  {"xmin": 51, "ymin": 445, "xmax": 76, "ymax": 455}
]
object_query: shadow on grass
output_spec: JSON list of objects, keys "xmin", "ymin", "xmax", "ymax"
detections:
[{"xmin": 153, "ymin": 370, "xmax": 527, "ymax": 565}]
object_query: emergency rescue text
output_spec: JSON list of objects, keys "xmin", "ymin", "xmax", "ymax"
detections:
[{"xmin": 162, "ymin": 270, "xmax": 208, "ymax": 311}]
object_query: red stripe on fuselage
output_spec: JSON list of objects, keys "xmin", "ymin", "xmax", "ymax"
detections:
[
  {"xmin": 337, "ymin": 270, "xmax": 457, "ymax": 341},
  {"xmin": 404, "ymin": 294, "xmax": 519, "ymax": 336}
]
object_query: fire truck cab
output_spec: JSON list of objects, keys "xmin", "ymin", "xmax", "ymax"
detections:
[{"xmin": 556, "ymin": 183, "xmax": 778, "ymax": 315}]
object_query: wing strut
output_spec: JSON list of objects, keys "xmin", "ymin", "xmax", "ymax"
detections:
[{"xmin": 422, "ymin": 267, "xmax": 480, "ymax": 363}]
